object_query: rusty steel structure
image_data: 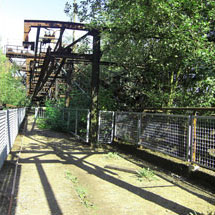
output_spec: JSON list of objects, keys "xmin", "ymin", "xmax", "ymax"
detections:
[
  {"xmin": 6, "ymin": 19, "xmax": 112, "ymax": 143},
  {"xmin": 6, "ymin": 20, "xmax": 101, "ymax": 103}
]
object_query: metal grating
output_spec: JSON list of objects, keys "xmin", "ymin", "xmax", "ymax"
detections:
[
  {"xmin": 36, "ymin": 107, "xmax": 90, "ymax": 142},
  {"xmin": 192, "ymin": 116, "xmax": 215, "ymax": 170},
  {"xmin": 115, "ymin": 112, "xmax": 140, "ymax": 143},
  {"xmin": 140, "ymin": 114, "xmax": 189, "ymax": 160},
  {"xmin": 67, "ymin": 109, "xmax": 90, "ymax": 142},
  {"xmin": 98, "ymin": 111, "xmax": 114, "ymax": 144}
]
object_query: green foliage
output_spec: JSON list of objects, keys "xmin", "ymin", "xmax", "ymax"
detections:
[
  {"xmin": 65, "ymin": 171, "xmax": 94, "ymax": 208},
  {"xmin": 65, "ymin": 0, "xmax": 215, "ymax": 110},
  {"xmin": 37, "ymin": 100, "xmax": 68, "ymax": 131},
  {"xmin": 0, "ymin": 49, "xmax": 29, "ymax": 106},
  {"xmin": 136, "ymin": 167, "xmax": 157, "ymax": 181},
  {"xmin": 105, "ymin": 152, "xmax": 120, "ymax": 159}
]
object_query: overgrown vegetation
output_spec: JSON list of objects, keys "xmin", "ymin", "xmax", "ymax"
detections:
[
  {"xmin": 136, "ymin": 167, "xmax": 157, "ymax": 181},
  {"xmin": 37, "ymin": 100, "xmax": 88, "ymax": 139},
  {"xmin": 65, "ymin": 0, "xmax": 215, "ymax": 111},
  {"xmin": 0, "ymin": 49, "xmax": 29, "ymax": 107},
  {"xmin": 104, "ymin": 152, "xmax": 120, "ymax": 160}
]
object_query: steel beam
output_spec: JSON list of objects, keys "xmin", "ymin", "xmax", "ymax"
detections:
[
  {"xmin": 24, "ymin": 20, "xmax": 88, "ymax": 42},
  {"xmin": 90, "ymin": 30, "xmax": 101, "ymax": 145}
]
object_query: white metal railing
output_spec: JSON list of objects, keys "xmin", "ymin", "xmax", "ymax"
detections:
[{"xmin": 0, "ymin": 108, "xmax": 26, "ymax": 169}]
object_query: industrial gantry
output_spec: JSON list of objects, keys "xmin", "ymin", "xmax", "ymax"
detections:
[{"xmin": 6, "ymin": 19, "xmax": 110, "ymax": 143}]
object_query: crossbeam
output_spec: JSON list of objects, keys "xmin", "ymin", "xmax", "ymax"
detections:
[{"xmin": 24, "ymin": 20, "xmax": 88, "ymax": 42}]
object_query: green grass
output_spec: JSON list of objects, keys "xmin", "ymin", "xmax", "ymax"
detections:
[
  {"xmin": 105, "ymin": 152, "xmax": 120, "ymax": 159},
  {"xmin": 136, "ymin": 167, "xmax": 157, "ymax": 181},
  {"xmin": 65, "ymin": 171, "xmax": 94, "ymax": 208}
]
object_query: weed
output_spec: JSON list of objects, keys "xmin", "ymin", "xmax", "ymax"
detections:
[
  {"xmin": 136, "ymin": 167, "xmax": 156, "ymax": 181},
  {"xmin": 65, "ymin": 171, "xmax": 78, "ymax": 184},
  {"xmin": 65, "ymin": 171, "xmax": 94, "ymax": 208},
  {"xmin": 105, "ymin": 152, "xmax": 120, "ymax": 159},
  {"xmin": 75, "ymin": 186, "xmax": 94, "ymax": 208}
]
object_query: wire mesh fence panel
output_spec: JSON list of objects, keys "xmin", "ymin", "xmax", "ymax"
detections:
[
  {"xmin": 0, "ymin": 108, "xmax": 26, "ymax": 170},
  {"xmin": 0, "ymin": 111, "xmax": 7, "ymax": 169},
  {"xmin": 67, "ymin": 109, "xmax": 90, "ymax": 142},
  {"xmin": 115, "ymin": 112, "xmax": 140, "ymax": 144},
  {"xmin": 192, "ymin": 116, "xmax": 215, "ymax": 170},
  {"xmin": 139, "ymin": 113, "xmax": 189, "ymax": 160},
  {"xmin": 37, "ymin": 107, "xmax": 46, "ymax": 119},
  {"xmin": 98, "ymin": 111, "xmax": 114, "ymax": 144}
]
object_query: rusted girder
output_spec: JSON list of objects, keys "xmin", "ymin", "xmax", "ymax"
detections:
[{"xmin": 24, "ymin": 20, "xmax": 88, "ymax": 43}]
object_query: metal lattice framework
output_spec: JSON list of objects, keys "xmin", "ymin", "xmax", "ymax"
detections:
[
  {"xmin": 6, "ymin": 19, "xmax": 115, "ymax": 143},
  {"xmin": 6, "ymin": 20, "xmax": 101, "ymax": 103}
]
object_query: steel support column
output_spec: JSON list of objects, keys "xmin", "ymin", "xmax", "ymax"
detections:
[{"xmin": 90, "ymin": 30, "xmax": 100, "ymax": 145}]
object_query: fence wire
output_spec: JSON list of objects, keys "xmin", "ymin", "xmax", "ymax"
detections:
[
  {"xmin": 0, "ymin": 108, "xmax": 26, "ymax": 170},
  {"xmin": 115, "ymin": 112, "xmax": 140, "ymax": 143},
  {"xmin": 66, "ymin": 109, "xmax": 90, "ymax": 143},
  {"xmin": 140, "ymin": 114, "xmax": 189, "ymax": 160},
  {"xmin": 192, "ymin": 116, "xmax": 215, "ymax": 170},
  {"xmin": 98, "ymin": 111, "xmax": 114, "ymax": 143},
  {"xmin": 36, "ymin": 107, "xmax": 90, "ymax": 142},
  {"xmin": 35, "ymin": 107, "xmax": 215, "ymax": 171}
]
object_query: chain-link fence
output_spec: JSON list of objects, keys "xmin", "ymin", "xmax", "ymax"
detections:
[{"xmin": 0, "ymin": 108, "xmax": 26, "ymax": 170}]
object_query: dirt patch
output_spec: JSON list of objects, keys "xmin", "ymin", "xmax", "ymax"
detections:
[{"xmin": 0, "ymin": 114, "xmax": 215, "ymax": 215}]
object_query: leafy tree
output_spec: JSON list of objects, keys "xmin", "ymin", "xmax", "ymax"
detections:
[
  {"xmin": 0, "ymin": 49, "xmax": 29, "ymax": 106},
  {"xmin": 65, "ymin": 0, "xmax": 215, "ymax": 110}
]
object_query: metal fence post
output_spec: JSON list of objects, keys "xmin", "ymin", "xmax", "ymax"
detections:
[
  {"xmin": 111, "ymin": 111, "xmax": 115, "ymax": 143},
  {"xmin": 5, "ymin": 110, "xmax": 9, "ymax": 154},
  {"xmin": 86, "ymin": 110, "xmax": 90, "ymax": 143},
  {"xmin": 97, "ymin": 111, "xmax": 101, "ymax": 143},
  {"xmin": 186, "ymin": 115, "xmax": 192, "ymax": 162},
  {"xmin": 114, "ymin": 112, "xmax": 118, "ymax": 140},
  {"xmin": 137, "ymin": 113, "xmax": 142, "ymax": 144}
]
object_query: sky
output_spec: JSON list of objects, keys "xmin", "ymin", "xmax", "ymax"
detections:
[{"xmin": 0, "ymin": 0, "xmax": 70, "ymax": 47}]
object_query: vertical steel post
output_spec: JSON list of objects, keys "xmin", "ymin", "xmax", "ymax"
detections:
[
  {"xmin": 86, "ymin": 110, "xmax": 90, "ymax": 143},
  {"xmin": 89, "ymin": 30, "xmax": 100, "ymax": 146},
  {"xmin": 138, "ymin": 113, "xmax": 142, "ymax": 144},
  {"xmin": 114, "ymin": 112, "xmax": 118, "ymax": 140},
  {"xmin": 97, "ymin": 111, "xmax": 101, "ymax": 143},
  {"xmin": 192, "ymin": 115, "xmax": 197, "ymax": 162},
  {"xmin": 186, "ymin": 115, "xmax": 192, "ymax": 162},
  {"xmin": 111, "ymin": 111, "xmax": 115, "ymax": 143}
]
